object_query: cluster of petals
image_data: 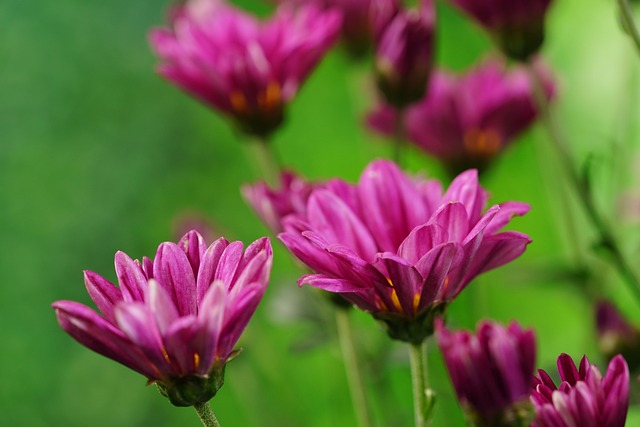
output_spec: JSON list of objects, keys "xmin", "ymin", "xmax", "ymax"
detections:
[
  {"xmin": 368, "ymin": 58, "xmax": 554, "ymax": 174},
  {"xmin": 242, "ymin": 170, "xmax": 319, "ymax": 235},
  {"xmin": 531, "ymin": 353, "xmax": 629, "ymax": 427},
  {"xmin": 278, "ymin": 159, "xmax": 530, "ymax": 340},
  {"xmin": 278, "ymin": 0, "xmax": 400, "ymax": 54},
  {"xmin": 149, "ymin": 0, "xmax": 342, "ymax": 136},
  {"xmin": 596, "ymin": 299, "xmax": 640, "ymax": 370},
  {"xmin": 449, "ymin": 0, "xmax": 553, "ymax": 60},
  {"xmin": 436, "ymin": 319, "xmax": 536, "ymax": 423},
  {"xmin": 374, "ymin": 0, "xmax": 435, "ymax": 107},
  {"xmin": 53, "ymin": 231, "xmax": 272, "ymax": 403}
]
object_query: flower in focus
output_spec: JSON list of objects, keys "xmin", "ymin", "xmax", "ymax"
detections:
[
  {"xmin": 242, "ymin": 170, "xmax": 319, "ymax": 235},
  {"xmin": 53, "ymin": 231, "xmax": 273, "ymax": 407},
  {"xmin": 436, "ymin": 319, "xmax": 536, "ymax": 426},
  {"xmin": 531, "ymin": 353, "xmax": 630, "ymax": 427},
  {"xmin": 448, "ymin": 0, "xmax": 553, "ymax": 60},
  {"xmin": 149, "ymin": 0, "xmax": 341, "ymax": 137},
  {"xmin": 596, "ymin": 299, "xmax": 640, "ymax": 371},
  {"xmin": 368, "ymin": 58, "xmax": 554, "ymax": 176},
  {"xmin": 279, "ymin": 159, "xmax": 531, "ymax": 343},
  {"xmin": 375, "ymin": 0, "xmax": 435, "ymax": 108}
]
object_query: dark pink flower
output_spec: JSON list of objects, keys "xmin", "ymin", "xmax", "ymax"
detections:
[
  {"xmin": 279, "ymin": 159, "xmax": 531, "ymax": 342},
  {"xmin": 595, "ymin": 299, "xmax": 640, "ymax": 371},
  {"xmin": 449, "ymin": 0, "xmax": 553, "ymax": 60},
  {"xmin": 531, "ymin": 354, "xmax": 630, "ymax": 427},
  {"xmin": 149, "ymin": 0, "xmax": 341, "ymax": 137},
  {"xmin": 436, "ymin": 319, "xmax": 536, "ymax": 426},
  {"xmin": 242, "ymin": 170, "xmax": 318, "ymax": 235},
  {"xmin": 368, "ymin": 58, "xmax": 554, "ymax": 175},
  {"xmin": 375, "ymin": 0, "xmax": 435, "ymax": 107},
  {"xmin": 53, "ymin": 231, "xmax": 273, "ymax": 406}
]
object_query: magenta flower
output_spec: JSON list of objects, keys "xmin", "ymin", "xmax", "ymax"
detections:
[
  {"xmin": 436, "ymin": 319, "xmax": 536, "ymax": 426},
  {"xmin": 531, "ymin": 353, "xmax": 629, "ymax": 427},
  {"xmin": 149, "ymin": 0, "xmax": 341, "ymax": 137},
  {"xmin": 242, "ymin": 170, "xmax": 318, "ymax": 235},
  {"xmin": 368, "ymin": 58, "xmax": 554, "ymax": 175},
  {"xmin": 448, "ymin": 0, "xmax": 553, "ymax": 60},
  {"xmin": 279, "ymin": 159, "xmax": 531, "ymax": 342},
  {"xmin": 375, "ymin": 0, "xmax": 435, "ymax": 107},
  {"xmin": 596, "ymin": 299, "xmax": 640, "ymax": 371},
  {"xmin": 53, "ymin": 231, "xmax": 273, "ymax": 406}
]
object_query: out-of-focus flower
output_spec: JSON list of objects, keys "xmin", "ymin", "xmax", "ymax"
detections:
[
  {"xmin": 53, "ymin": 231, "xmax": 273, "ymax": 407},
  {"xmin": 448, "ymin": 0, "xmax": 553, "ymax": 61},
  {"xmin": 436, "ymin": 319, "xmax": 536, "ymax": 427},
  {"xmin": 368, "ymin": 58, "xmax": 554, "ymax": 176},
  {"xmin": 375, "ymin": 0, "xmax": 435, "ymax": 108},
  {"xmin": 149, "ymin": 0, "xmax": 341, "ymax": 137},
  {"xmin": 172, "ymin": 210, "xmax": 221, "ymax": 243},
  {"xmin": 531, "ymin": 353, "xmax": 630, "ymax": 427},
  {"xmin": 596, "ymin": 299, "xmax": 640, "ymax": 371},
  {"xmin": 242, "ymin": 170, "xmax": 318, "ymax": 235},
  {"xmin": 279, "ymin": 159, "xmax": 531, "ymax": 343}
]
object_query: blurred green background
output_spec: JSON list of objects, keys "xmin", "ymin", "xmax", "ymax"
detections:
[{"xmin": 3, "ymin": 0, "xmax": 640, "ymax": 425}]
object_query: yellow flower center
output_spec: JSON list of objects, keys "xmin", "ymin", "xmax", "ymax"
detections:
[{"xmin": 463, "ymin": 128, "xmax": 502, "ymax": 158}]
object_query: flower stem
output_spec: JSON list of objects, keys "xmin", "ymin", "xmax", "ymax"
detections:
[
  {"xmin": 617, "ymin": 0, "xmax": 640, "ymax": 57},
  {"xmin": 408, "ymin": 341, "xmax": 433, "ymax": 427},
  {"xmin": 393, "ymin": 108, "xmax": 406, "ymax": 167},
  {"xmin": 193, "ymin": 402, "xmax": 221, "ymax": 427},
  {"xmin": 247, "ymin": 136, "xmax": 281, "ymax": 186},
  {"xmin": 526, "ymin": 63, "xmax": 640, "ymax": 305},
  {"xmin": 335, "ymin": 307, "xmax": 373, "ymax": 427}
]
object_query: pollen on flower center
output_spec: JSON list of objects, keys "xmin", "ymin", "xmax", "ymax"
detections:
[
  {"xmin": 193, "ymin": 353, "xmax": 200, "ymax": 370},
  {"xmin": 230, "ymin": 90, "xmax": 249, "ymax": 113},
  {"xmin": 161, "ymin": 346, "xmax": 171, "ymax": 363},
  {"xmin": 257, "ymin": 81, "xmax": 282, "ymax": 112},
  {"xmin": 463, "ymin": 128, "xmax": 501, "ymax": 157}
]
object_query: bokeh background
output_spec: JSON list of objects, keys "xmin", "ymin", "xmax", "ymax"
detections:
[{"xmin": 3, "ymin": 0, "xmax": 640, "ymax": 425}]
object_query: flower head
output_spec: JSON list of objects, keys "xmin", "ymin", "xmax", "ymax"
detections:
[
  {"xmin": 596, "ymin": 299, "xmax": 640, "ymax": 371},
  {"xmin": 149, "ymin": 0, "xmax": 341, "ymax": 137},
  {"xmin": 531, "ymin": 354, "xmax": 630, "ymax": 427},
  {"xmin": 279, "ymin": 159, "xmax": 531, "ymax": 342},
  {"xmin": 368, "ymin": 58, "xmax": 554, "ymax": 176},
  {"xmin": 448, "ymin": 0, "xmax": 553, "ymax": 60},
  {"xmin": 53, "ymin": 231, "xmax": 273, "ymax": 406},
  {"xmin": 436, "ymin": 319, "xmax": 536, "ymax": 426},
  {"xmin": 242, "ymin": 170, "xmax": 318, "ymax": 235},
  {"xmin": 375, "ymin": 0, "xmax": 435, "ymax": 107}
]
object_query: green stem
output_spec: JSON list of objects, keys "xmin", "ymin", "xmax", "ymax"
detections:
[
  {"xmin": 408, "ymin": 341, "xmax": 432, "ymax": 427},
  {"xmin": 247, "ymin": 136, "xmax": 281, "ymax": 186},
  {"xmin": 193, "ymin": 402, "xmax": 221, "ymax": 427},
  {"xmin": 617, "ymin": 0, "xmax": 640, "ymax": 57},
  {"xmin": 527, "ymin": 63, "xmax": 640, "ymax": 305},
  {"xmin": 393, "ymin": 108, "xmax": 406, "ymax": 167},
  {"xmin": 335, "ymin": 307, "xmax": 373, "ymax": 427}
]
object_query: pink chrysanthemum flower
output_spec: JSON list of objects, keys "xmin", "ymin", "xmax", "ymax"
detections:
[
  {"xmin": 279, "ymin": 159, "xmax": 531, "ymax": 342},
  {"xmin": 374, "ymin": 0, "xmax": 435, "ymax": 107},
  {"xmin": 596, "ymin": 300, "xmax": 640, "ymax": 370},
  {"xmin": 53, "ymin": 231, "xmax": 273, "ymax": 406},
  {"xmin": 448, "ymin": 0, "xmax": 553, "ymax": 60},
  {"xmin": 531, "ymin": 353, "xmax": 630, "ymax": 427},
  {"xmin": 436, "ymin": 319, "xmax": 536, "ymax": 426},
  {"xmin": 242, "ymin": 170, "xmax": 318, "ymax": 235},
  {"xmin": 149, "ymin": 0, "xmax": 341, "ymax": 137},
  {"xmin": 368, "ymin": 58, "xmax": 554, "ymax": 175}
]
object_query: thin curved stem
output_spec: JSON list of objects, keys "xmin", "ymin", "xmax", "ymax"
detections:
[
  {"xmin": 526, "ymin": 63, "xmax": 640, "ymax": 305},
  {"xmin": 408, "ymin": 341, "xmax": 433, "ymax": 427},
  {"xmin": 393, "ymin": 108, "xmax": 406, "ymax": 167},
  {"xmin": 335, "ymin": 307, "xmax": 373, "ymax": 427},
  {"xmin": 617, "ymin": 0, "xmax": 640, "ymax": 57},
  {"xmin": 247, "ymin": 136, "xmax": 281, "ymax": 186},
  {"xmin": 193, "ymin": 402, "xmax": 221, "ymax": 427}
]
